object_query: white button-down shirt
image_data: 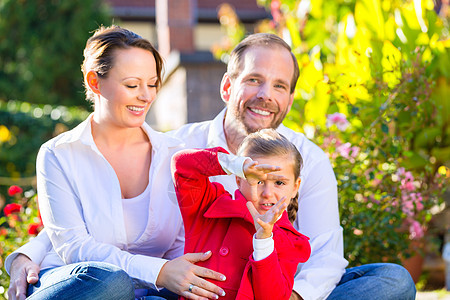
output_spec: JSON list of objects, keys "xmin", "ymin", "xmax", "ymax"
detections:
[
  {"xmin": 167, "ymin": 109, "xmax": 348, "ymax": 300},
  {"xmin": 7, "ymin": 114, "xmax": 184, "ymax": 289}
]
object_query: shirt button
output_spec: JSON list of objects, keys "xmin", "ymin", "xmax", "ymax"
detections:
[{"xmin": 219, "ymin": 247, "xmax": 229, "ymax": 256}]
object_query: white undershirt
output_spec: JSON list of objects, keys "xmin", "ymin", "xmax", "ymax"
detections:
[{"xmin": 122, "ymin": 182, "xmax": 151, "ymax": 244}]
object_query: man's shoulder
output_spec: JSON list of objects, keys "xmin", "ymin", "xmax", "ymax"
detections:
[
  {"xmin": 167, "ymin": 119, "xmax": 213, "ymax": 147},
  {"xmin": 278, "ymin": 125, "xmax": 328, "ymax": 161}
]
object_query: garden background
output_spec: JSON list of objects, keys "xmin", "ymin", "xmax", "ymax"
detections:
[{"xmin": 0, "ymin": 0, "xmax": 449, "ymax": 298}]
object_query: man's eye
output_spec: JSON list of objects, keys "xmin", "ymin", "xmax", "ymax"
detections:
[
  {"xmin": 276, "ymin": 181, "xmax": 285, "ymax": 186},
  {"xmin": 257, "ymin": 181, "xmax": 263, "ymax": 185}
]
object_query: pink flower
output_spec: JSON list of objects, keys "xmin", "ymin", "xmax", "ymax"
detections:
[
  {"xmin": 350, "ymin": 146, "xmax": 360, "ymax": 158},
  {"xmin": 411, "ymin": 193, "xmax": 424, "ymax": 211},
  {"xmin": 400, "ymin": 179, "xmax": 415, "ymax": 191},
  {"xmin": 8, "ymin": 185, "xmax": 23, "ymax": 196},
  {"xmin": 336, "ymin": 142, "xmax": 351, "ymax": 158},
  {"xmin": 270, "ymin": 0, "xmax": 282, "ymax": 23},
  {"xmin": 409, "ymin": 220, "xmax": 424, "ymax": 239},
  {"xmin": 396, "ymin": 167, "xmax": 405, "ymax": 176},
  {"xmin": 3, "ymin": 203, "xmax": 22, "ymax": 216},
  {"xmin": 326, "ymin": 113, "xmax": 350, "ymax": 131},
  {"xmin": 336, "ymin": 143, "xmax": 359, "ymax": 159},
  {"xmin": 401, "ymin": 200, "xmax": 414, "ymax": 217}
]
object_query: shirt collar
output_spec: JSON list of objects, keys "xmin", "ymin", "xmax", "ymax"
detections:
[
  {"xmin": 54, "ymin": 113, "xmax": 183, "ymax": 151},
  {"xmin": 206, "ymin": 108, "xmax": 229, "ymax": 150},
  {"xmin": 206, "ymin": 108, "xmax": 290, "ymax": 150}
]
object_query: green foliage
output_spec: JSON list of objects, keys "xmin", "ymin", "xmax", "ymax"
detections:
[
  {"xmin": 0, "ymin": 0, "xmax": 111, "ymax": 108},
  {"xmin": 213, "ymin": 0, "xmax": 450, "ymax": 266},
  {"xmin": 0, "ymin": 100, "xmax": 89, "ymax": 195}
]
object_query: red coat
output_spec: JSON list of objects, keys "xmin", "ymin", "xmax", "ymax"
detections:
[{"xmin": 171, "ymin": 147, "xmax": 311, "ymax": 300}]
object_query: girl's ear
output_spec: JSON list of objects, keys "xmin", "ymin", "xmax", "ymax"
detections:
[
  {"xmin": 220, "ymin": 73, "xmax": 232, "ymax": 103},
  {"xmin": 235, "ymin": 176, "xmax": 242, "ymax": 188},
  {"xmin": 292, "ymin": 178, "xmax": 301, "ymax": 198},
  {"xmin": 86, "ymin": 70, "xmax": 100, "ymax": 95}
]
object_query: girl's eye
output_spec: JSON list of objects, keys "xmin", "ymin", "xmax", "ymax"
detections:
[
  {"xmin": 126, "ymin": 85, "xmax": 137, "ymax": 89},
  {"xmin": 257, "ymin": 181, "xmax": 263, "ymax": 185},
  {"xmin": 148, "ymin": 84, "xmax": 157, "ymax": 88}
]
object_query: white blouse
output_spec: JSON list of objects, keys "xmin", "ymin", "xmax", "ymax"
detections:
[{"xmin": 35, "ymin": 114, "xmax": 184, "ymax": 289}]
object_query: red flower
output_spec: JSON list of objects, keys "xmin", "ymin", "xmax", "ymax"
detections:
[
  {"xmin": 3, "ymin": 203, "xmax": 22, "ymax": 216},
  {"xmin": 8, "ymin": 185, "xmax": 23, "ymax": 196},
  {"xmin": 28, "ymin": 223, "xmax": 43, "ymax": 235}
]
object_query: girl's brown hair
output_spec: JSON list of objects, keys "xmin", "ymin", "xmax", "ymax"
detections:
[
  {"xmin": 237, "ymin": 129, "xmax": 303, "ymax": 223},
  {"xmin": 81, "ymin": 25, "xmax": 164, "ymax": 102}
]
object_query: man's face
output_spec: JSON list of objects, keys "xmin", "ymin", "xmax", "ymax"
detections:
[{"xmin": 222, "ymin": 46, "xmax": 295, "ymax": 134}]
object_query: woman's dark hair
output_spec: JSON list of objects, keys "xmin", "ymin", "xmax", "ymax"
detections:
[
  {"xmin": 81, "ymin": 25, "xmax": 164, "ymax": 102},
  {"xmin": 237, "ymin": 129, "xmax": 303, "ymax": 223}
]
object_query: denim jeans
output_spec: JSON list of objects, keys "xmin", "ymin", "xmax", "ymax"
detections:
[
  {"xmin": 327, "ymin": 263, "xmax": 416, "ymax": 300},
  {"xmin": 27, "ymin": 261, "xmax": 134, "ymax": 300}
]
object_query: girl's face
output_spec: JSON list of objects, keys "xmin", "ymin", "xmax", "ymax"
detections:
[
  {"xmin": 91, "ymin": 47, "xmax": 158, "ymax": 129},
  {"xmin": 236, "ymin": 154, "xmax": 301, "ymax": 215}
]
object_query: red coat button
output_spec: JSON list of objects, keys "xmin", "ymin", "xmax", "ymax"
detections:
[{"xmin": 219, "ymin": 247, "xmax": 229, "ymax": 256}]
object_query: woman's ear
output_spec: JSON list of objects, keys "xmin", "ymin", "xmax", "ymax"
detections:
[
  {"xmin": 86, "ymin": 71, "xmax": 100, "ymax": 95},
  {"xmin": 220, "ymin": 73, "xmax": 232, "ymax": 103}
]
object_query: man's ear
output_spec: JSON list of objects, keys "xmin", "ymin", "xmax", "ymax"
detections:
[
  {"xmin": 287, "ymin": 92, "xmax": 295, "ymax": 114},
  {"xmin": 86, "ymin": 70, "xmax": 100, "ymax": 95},
  {"xmin": 220, "ymin": 73, "xmax": 232, "ymax": 103}
]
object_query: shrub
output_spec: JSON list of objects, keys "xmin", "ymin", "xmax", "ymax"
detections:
[
  {"xmin": 213, "ymin": 0, "xmax": 450, "ymax": 265},
  {"xmin": 0, "ymin": 186, "xmax": 42, "ymax": 298}
]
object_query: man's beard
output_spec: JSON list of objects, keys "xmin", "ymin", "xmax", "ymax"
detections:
[{"xmin": 231, "ymin": 99, "xmax": 287, "ymax": 134}]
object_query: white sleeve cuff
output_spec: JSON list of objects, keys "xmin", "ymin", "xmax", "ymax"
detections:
[
  {"xmin": 128, "ymin": 254, "xmax": 169, "ymax": 290},
  {"xmin": 5, "ymin": 230, "xmax": 52, "ymax": 275},
  {"xmin": 217, "ymin": 152, "xmax": 249, "ymax": 179},
  {"xmin": 252, "ymin": 233, "xmax": 274, "ymax": 261}
]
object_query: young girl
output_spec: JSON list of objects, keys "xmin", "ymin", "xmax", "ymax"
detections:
[{"xmin": 171, "ymin": 129, "xmax": 311, "ymax": 300}]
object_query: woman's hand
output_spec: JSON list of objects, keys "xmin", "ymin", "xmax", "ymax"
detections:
[
  {"xmin": 246, "ymin": 196, "xmax": 289, "ymax": 239},
  {"xmin": 156, "ymin": 251, "xmax": 226, "ymax": 299},
  {"xmin": 7, "ymin": 254, "xmax": 40, "ymax": 300}
]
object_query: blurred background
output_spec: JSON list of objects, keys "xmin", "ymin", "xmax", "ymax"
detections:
[{"xmin": 0, "ymin": 0, "xmax": 449, "ymax": 298}]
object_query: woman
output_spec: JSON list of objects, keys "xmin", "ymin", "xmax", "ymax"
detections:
[{"xmin": 27, "ymin": 25, "xmax": 225, "ymax": 300}]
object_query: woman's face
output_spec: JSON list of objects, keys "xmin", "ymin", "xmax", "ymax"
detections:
[{"xmin": 93, "ymin": 47, "xmax": 158, "ymax": 129}]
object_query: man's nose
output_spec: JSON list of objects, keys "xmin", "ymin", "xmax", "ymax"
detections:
[{"xmin": 256, "ymin": 83, "xmax": 271, "ymax": 100}]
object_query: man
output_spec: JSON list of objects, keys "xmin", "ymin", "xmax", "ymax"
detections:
[{"xmin": 7, "ymin": 33, "xmax": 415, "ymax": 300}]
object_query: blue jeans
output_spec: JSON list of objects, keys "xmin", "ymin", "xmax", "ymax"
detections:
[
  {"xmin": 27, "ymin": 262, "xmax": 134, "ymax": 300},
  {"xmin": 327, "ymin": 263, "xmax": 416, "ymax": 300}
]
